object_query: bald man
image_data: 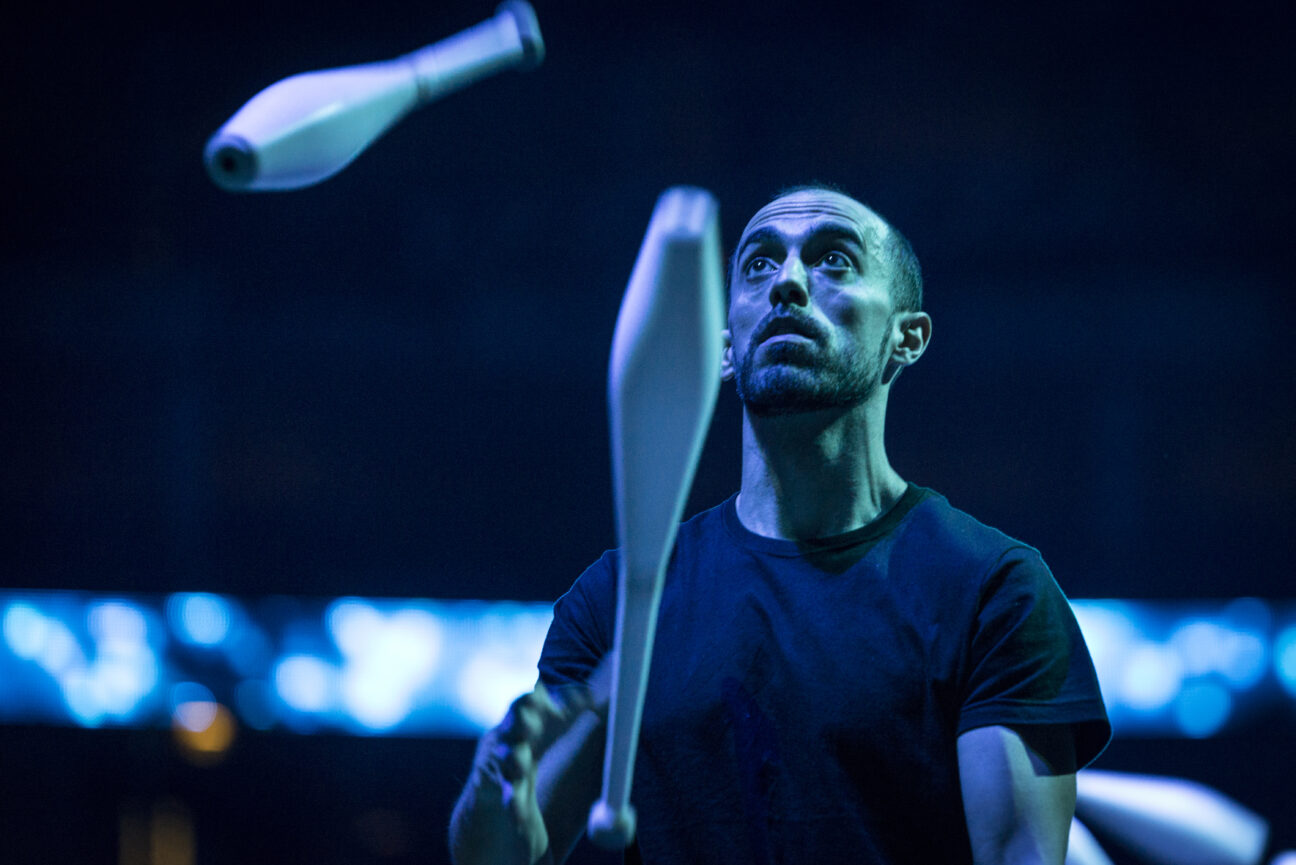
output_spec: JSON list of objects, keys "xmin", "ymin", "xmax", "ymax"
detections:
[{"xmin": 450, "ymin": 186, "xmax": 1109, "ymax": 865}]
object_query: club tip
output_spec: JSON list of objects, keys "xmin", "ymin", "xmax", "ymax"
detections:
[
  {"xmin": 203, "ymin": 133, "xmax": 258, "ymax": 192},
  {"xmin": 651, "ymin": 186, "xmax": 718, "ymax": 239},
  {"xmin": 497, "ymin": 0, "xmax": 544, "ymax": 69},
  {"xmin": 587, "ymin": 800, "xmax": 637, "ymax": 849}
]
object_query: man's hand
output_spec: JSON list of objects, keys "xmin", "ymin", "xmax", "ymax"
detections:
[{"xmin": 450, "ymin": 682, "xmax": 598, "ymax": 865}]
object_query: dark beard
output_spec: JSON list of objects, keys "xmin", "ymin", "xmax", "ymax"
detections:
[{"xmin": 734, "ymin": 329, "xmax": 889, "ymax": 417}]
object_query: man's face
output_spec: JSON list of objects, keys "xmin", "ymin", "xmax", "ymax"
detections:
[{"xmin": 724, "ymin": 190, "xmax": 899, "ymax": 416}]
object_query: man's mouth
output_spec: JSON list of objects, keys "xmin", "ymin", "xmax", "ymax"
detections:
[{"xmin": 755, "ymin": 315, "xmax": 822, "ymax": 346}]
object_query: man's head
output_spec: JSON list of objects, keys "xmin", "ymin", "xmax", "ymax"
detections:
[{"xmin": 721, "ymin": 186, "xmax": 931, "ymax": 416}]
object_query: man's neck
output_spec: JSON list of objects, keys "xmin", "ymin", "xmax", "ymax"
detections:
[{"xmin": 736, "ymin": 401, "xmax": 906, "ymax": 541}]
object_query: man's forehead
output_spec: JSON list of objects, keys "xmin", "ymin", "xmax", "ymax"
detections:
[{"xmin": 739, "ymin": 190, "xmax": 888, "ymax": 247}]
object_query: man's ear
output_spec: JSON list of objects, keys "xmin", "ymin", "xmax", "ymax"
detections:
[
  {"xmin": 882, "ymin": 312, "xmax": 932, "ymax": 386},
  {"xmin": 891, "ymin": 312, "xmax": 932, "ymax": 367},
  {"xmin": 720, "ymin": 328, "xmax": 735, "ymax": 381}
]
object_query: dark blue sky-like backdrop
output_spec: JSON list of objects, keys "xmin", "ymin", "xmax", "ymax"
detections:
[{"xmin": 2, "ymin": 0, "xmax": 1292, "ymax": 861}]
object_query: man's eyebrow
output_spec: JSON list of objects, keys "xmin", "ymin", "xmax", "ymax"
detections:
[
  {"xmin": 736, "ymin": 222, "xmax": 869, "ymax": 259},
  {"xmin": 810, "ymin": 223, "xmax": 869, "ymax": 247},
  {"xmin": 736, "ymin": 227, "xmax": 782, "ymax": 258}
]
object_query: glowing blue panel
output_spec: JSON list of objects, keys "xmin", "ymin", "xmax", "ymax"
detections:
[
  {"xmin": 171, "ymin": 681, "xmax": 219, "ymax": 732},
  {"xmin": 1072, "ymin": 598, "xmax": 1292, "ymax": 737},
  {"xmin": 1, "ymin": 590, "xmax": 554, "ymax": 737},
  {"xmin": 1, "ymin": 592, "xmax": 1293, "ymax": 738},
  {"xmin": 1276, "ymin": 624, "xmax": 1296, "ymax": 697},
  {"xmin": 167, "ymin": 593, "xmax": 233, "ymax": 647},
  {"xmin": 1173, "ymin": 680, "xmax": 1232, "ymax": 738}
]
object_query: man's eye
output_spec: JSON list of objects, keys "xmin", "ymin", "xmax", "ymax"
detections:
[
  {"xmin": 819, "ymin": 251, "xmax": 852, "ymax": 269},
  {"xmin": 744, "ymin": 258, "xmax": 774, "ymax": 275}
]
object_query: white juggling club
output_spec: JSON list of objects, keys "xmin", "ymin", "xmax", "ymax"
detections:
[
  {"xmin": 1067, "ymin": 818, "xmax": 1117, "ymax": 865},
  {"xmin": 204, "ymin": 1, "xmax": 543, "ymax": 192},
  {"xmin": 586, "ymin": 187, "xmax": 725, "ymax": 849},
  {"xmin": 1076, "ymin": 769, "xmax": 1270, "ymax": 865}
]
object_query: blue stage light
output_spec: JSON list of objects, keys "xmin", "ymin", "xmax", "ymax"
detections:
[
  {"xmin": 167, "ymin": 593, "xmax": 233, "ymax": 647},
  {"xmin": 1173, "ymin": 680, "xmax": 1232, "ymax": 738},
  {"xmin": 63, "ymin": 671, "xmax": 107, "ymax": 727},
  {"xmin": 171, "ymin": 682, "xmax": 218, "ymax": 733},
  {"xmin": 1, "ymin": 592, "xmax": 1292, "ymax": 738},
  {"xmin": 1124, "ymin": 644, "xmax": 1182, "ymax": 711},
  {"xmin": 274, "ymin": 654, "xmax": 336, "ymax": 715},
  {"xmin": 1276, "ymin": 624, "xmax": 1296, "ymax": 697},
  {"xmin": 1071, "ymin": 599, "xmax": 1293, "ymax": 737},
  {"xmin": 88, "ymin": 600, "xmax": 149, "ymax": 647},
  {"xmin": 326, "ymin": 601, "xmax": 445, "ymax": 731},
  {"xmin": 235, "ymin": 679, "xmax": 276, "ymax": 731},
  {"xmin": 3, "ymin": 602, "xmax": 49, "ymax": 659}
]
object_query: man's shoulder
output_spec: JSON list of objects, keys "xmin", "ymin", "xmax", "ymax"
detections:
[
  {"xmin": 899, "ymin": 485, "xmax": 1043, "ymax": 569},
  {"xmin": 673, "ymin": 494, "xmax": 737, "ymax": 544}
]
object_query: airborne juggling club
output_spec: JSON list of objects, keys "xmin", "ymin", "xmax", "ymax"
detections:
[{"xmin": 204, "ymin": 1, "xmax": 543, "ymax": 192}]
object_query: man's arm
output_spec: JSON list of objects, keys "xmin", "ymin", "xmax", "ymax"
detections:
[
  {"xmin": 958, "ymin": 724, "xmax": 1077, "ymax": 865},
  {"xmin": 449, "ymin": 682, "xmax": 606, "ymax": 865}
]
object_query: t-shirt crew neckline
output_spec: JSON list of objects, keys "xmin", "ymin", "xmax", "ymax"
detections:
[{"xmin": 721, "ymin": 483, "xmax": 930, "ymax": 557}]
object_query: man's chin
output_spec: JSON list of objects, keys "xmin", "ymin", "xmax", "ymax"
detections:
[
  {"xmin": 743, "ymin": 400, "xmax": 820, "ymax": 418},
  {"xmin": 739, "ymin": 374, "xmax": 830, "ymax": 416},
  {"xmin": 736, "ymin": 368, "xmax": 877, "ymax": 417}
]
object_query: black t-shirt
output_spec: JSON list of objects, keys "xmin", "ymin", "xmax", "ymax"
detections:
[{"xmin": 539, "ymin": 485, "xmax": 1110, "ymax": 864}]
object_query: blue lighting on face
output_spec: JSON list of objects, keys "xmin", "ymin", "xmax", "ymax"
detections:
[{"xmin": 2, "ymin": 591, "xmax": 1294, "ymax": 738}]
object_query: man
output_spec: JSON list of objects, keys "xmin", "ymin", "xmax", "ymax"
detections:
[{"xmin": 450, "ymin": 186, "xmax": 1110, "ymax": 864}]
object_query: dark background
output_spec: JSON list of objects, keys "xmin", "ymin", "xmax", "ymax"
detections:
[{"xmin": 2, "ymin": 0, "xmax": 1292, "ymax": 862}]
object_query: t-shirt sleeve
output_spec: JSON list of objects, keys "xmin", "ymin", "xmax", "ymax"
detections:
[
  {"xmin": 538, "ymin": 550, "xmax": 617, "ymax": 691},
  {"xmin": 958, "ymin": 547, "xmax": 1111, "ymax": 768}
]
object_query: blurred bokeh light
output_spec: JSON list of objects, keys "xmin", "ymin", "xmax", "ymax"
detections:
[{"xmin": 2, "ymin": 590, "xmax": 1292, "ymax": 739}]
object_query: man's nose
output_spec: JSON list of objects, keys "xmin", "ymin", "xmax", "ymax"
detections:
[{"xmin": 769, "ymin": 257, "xmax": 809, "ymax": 307}]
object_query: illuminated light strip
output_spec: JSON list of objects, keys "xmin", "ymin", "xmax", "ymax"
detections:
[
  {"xmin": 1071, "ymin": 599, "xmax": 1292, "ymax": 738},
  {"xmin": 1, "ymin": 591, "xmax": 1293, "ymax": 738}
]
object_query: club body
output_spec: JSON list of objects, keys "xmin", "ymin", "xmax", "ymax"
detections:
[{"xmin": 587, "ymin": 187, "xmax": 725, "ymax": 849}]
